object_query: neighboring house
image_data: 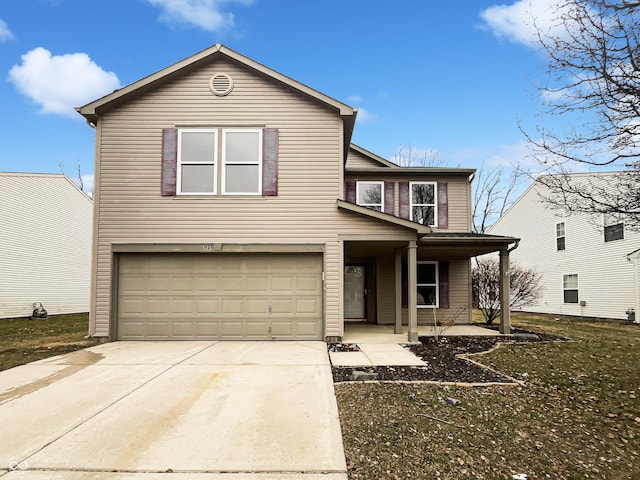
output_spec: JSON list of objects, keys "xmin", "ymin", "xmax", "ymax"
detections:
[
  {"xmin": 77, "ymin": 44, "xmax": 517, "ymax": 342},
  {"xmin": 488, "ymin": 173, "xmax": 640, "ymax": 321},
  {"xmin": 0, "ymin": 172, "xmax": 92, "ymax": 318}
]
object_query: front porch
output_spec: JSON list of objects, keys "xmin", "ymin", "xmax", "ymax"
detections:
[
  {"xmin": 342, "ymin": 322, "xmax": 502, "ymax": 344},
  {"xmin": 342, "ymin": 232, "xmax": 519, "ymax": 343}
]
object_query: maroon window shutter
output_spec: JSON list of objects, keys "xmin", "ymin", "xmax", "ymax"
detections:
[
  {"xmin": 399, "ymin": 181, "xmax": 410, "ymax": 219},
  {"xmin": 439, "ymin": 261, "xmax": 449, "ymax": 308},
  {"xmin": 437, "ymin": 182, "xmax": 448, "ymax": 228},
  {"xmin": 161, "ymin": 128, "xmax": 178, "ymax": 196},
  {"xmin": 262, "ymin": 128, "xmax": 279, "ymax": 196},
  {"xmin": 345, "ymin": 180, "xmax": 356, "ymax": 203},
  {"xmin": 384, "ymin": 181, "xmax": 395, "ymax": 215}
]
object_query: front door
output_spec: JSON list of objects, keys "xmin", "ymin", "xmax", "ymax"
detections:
[{"xmin": 344, "ymin": 266, "xmax": 366, "ymax": 320}]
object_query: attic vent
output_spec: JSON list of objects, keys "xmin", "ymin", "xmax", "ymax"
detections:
[{"xmin": 209, "ymin": 73, "xmax": 233, "ymax": 96}]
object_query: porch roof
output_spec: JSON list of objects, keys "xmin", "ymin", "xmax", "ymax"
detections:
[
  {"xmin": 419, "ymin": 232, "xmax": 520, "ymax": 257},
  {"xmin": 336, "ymin": 199, "xmax": 432, "ymax": 234}
]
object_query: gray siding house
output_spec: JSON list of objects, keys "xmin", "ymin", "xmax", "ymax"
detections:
[{"xmin": 78, "ymin": 44, "xmax": 517, "ymax": 342}]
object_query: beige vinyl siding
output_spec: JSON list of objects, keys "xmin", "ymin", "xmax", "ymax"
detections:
[
  {"xmin": 346, "ymin": 149, "xmax": 390, "ymax": 168},
  {"xmin": 0, "ymin": 173, "xmax": 92, "ymax": 318},
  {"xmin": 91, "ymin": 58, "xmax": 404, "ymax": 337},
  {"xmin": 345, "ymin": 174, "xmax": 471, "ymax": 231},
  {"xmin": 376, "ymin": 257, "xmax": 471, "ymax": 325}
]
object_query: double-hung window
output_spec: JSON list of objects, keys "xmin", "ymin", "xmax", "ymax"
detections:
[
  {"xmin": 222, "ymin": 129, "xmax": 262, "ymax": 195},
  {"xmin": 603, "ymin": 214, "xmax": 624, "ymax": 242},
  {"xmin": 410, "ymin": 182, "xmax": 437, "ymax": 226},
  {"xmin": 556, "ymin": 222, "xmax": 566, "ymax": 251},
  {"xmin": 563, "ymin": 274, "xmax": 579, "ymax": 304},
  {"xmin": 177, "ymin": 128, "xmax": 262, "ymax": 195},
  {"xmin": 356, "ymin": 181, "xmax": 383, "ymax": 211},
  {"xmin": 417, "ymin": 261, "xmax": 438, "ymax": 307},
  {"xmin": 178, "ymin": 129, "xmax": 217, "ymax": 194}
]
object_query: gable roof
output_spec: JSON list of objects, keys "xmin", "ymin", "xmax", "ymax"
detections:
[{"xmin": 76, "ymin": 44, "xmax": 357, "ymax": 158}]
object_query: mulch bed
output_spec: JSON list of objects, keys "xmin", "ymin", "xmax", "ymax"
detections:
[{"xmin": 331, "ymin": 328, "xmax": 566, "ymax": 384}]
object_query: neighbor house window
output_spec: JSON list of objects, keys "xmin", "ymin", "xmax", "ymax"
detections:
[
  {"xmin": 417, "ymin": 261, "xmax": 439, "ymax": 307},
  {"xmin": 356, "ymin": 181, "xmax": 383, "ymax": 211},
  {"xmin": 177, "ymin": 128, "xmax": 262, "ymax": 195},
  {"xmin": 556, "ymin": 222, "xmax": 566, "ymax": 251},
  {"xmin": 563, "ymin": 274, "xmax": 579, "ymax": 304},
  {"xmin": 177, "ymin": 129, "xmax": 217, "ymax": 194},
  {"xmin": 603, "ymin": 214, "xmax": 624, "ymax": 242},
  {"xmin": 410, "ymin": 182, "xmax": 437, "ymax": 226}
]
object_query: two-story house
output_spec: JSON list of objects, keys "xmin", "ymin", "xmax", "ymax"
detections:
[
  {"xmin": 488, "ymin": 173, "xmax": 640, "ymax": 321},
  {"xmin": 77, "ymin": 44, "xmax": 518, "ymax": 342}
]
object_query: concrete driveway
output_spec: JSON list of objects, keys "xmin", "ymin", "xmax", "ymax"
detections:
[{"xmin": 0, "ymin": 342, "xmax": 347, "ymax": 479}]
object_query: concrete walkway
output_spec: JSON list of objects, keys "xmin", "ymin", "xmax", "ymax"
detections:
[
  {"xmin": 0, "ymin": 342, "xmax": 347, "ymax": 479},
  {"xmin": 342, "ymin": 323, "xmax": 501, "ymax": 344}
]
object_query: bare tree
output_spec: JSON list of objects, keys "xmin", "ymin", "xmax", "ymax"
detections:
[
  {"xmin": 472, "ymin": 258, "xmax": 544, "ymax": 325},
  {"xmin": 58, "ymin": 160, "xmax": 85, "ymax": 192},
  {"xmin": 472, "ymin": 164, "xmax": 521, "ymax": 233},
  {"xmin": 524, "ymin": 0, "xmax": 640, "ymax": 228},
  {"xmin": 392, "ymin": 143, "xmax": 444, "ymax": 167}
]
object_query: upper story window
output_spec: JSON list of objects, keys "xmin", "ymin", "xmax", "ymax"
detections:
[
  {"xmin": 356, "ymin": 181, "xmax": 383, "ymax": 212},
  {"xmin": 563, "ymin": 274, "xmax": 579, "ymax": 304},
  {"xmin": 556, "ymin": 222, "xmax": 566, "ymax": 251},
  {"xmin": 410, "ymin": 182, "xmax": 437, "ymax": 226},
  {"xmin": 177, "ymin": 128, "xmax": 262, "ymax": 195},
  {"xmin": 603, "ymin": 214, "xmax": 624, "ymax": 242},
  {"xmin": 178, "ymin": 129, "xmax": 218, "ymax": 194}
]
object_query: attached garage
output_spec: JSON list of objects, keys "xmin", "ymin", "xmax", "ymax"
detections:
[{"xmin": 116, "ymin": 252, "xmax": 323, "ymax": 340}]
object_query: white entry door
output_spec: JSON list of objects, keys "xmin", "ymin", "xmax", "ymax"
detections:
[{"xmin": 344, "ymin": 266, "xmax": 366, "ymax": 320}]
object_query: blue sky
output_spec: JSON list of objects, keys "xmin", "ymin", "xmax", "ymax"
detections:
[{"xmin": 0, "ymin": 0, "xmax": 564, "ymax": 192}]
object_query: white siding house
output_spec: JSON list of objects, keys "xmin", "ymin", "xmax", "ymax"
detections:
[
  {"xmin": 0, "ymin": 173, "xmax": 93, "ymax": 318},
  {"xmin": 488, "ymin": 173, "xmax": 640, "ymax": 321}
]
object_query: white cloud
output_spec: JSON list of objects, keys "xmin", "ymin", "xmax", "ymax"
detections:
[
  {"xmin": 8, "ymin": 47, "xmax": 121, "ymax": 119},
  {"xmin": 479, "ymin": 0, "xmax": 570, "ymax": 46},
  {"xmin": 0, "ymin": 19, "xmax": 13, "ymax": 42},
  {"xmin": 347, "ymin": 94, "xmax": 363, "ymax": 103},
  {"xmin": 354, "ymin": 107, "xmax": 377, "ymax": 124},
  {"xmin": 144, "ymin": 0, "xmax": 253, "ymax": 31}
]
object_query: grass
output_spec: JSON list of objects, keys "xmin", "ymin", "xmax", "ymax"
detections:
[
  {"xmin": 335, "ymin": 312, "xmax": 640, "ymax": 480},
  {"xmin": 0, "ymin": 313, "xmax": 100, "ymax": 371}
]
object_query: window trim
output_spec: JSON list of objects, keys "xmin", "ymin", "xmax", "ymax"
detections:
[
  {"xmin": 417, "ymin": 261, "xmax": 439, "ymax": 308},
  {"xmin": 221, "ymin": 128, "xmax": 263, "ymax": 196},
  {"xmin": 356, "ymin": 181, "xmax": 384, "ymax": 212},
  {"xmin": 562, "ymin": 273, "xmax": 579, "ymax": 304},
  {"xmin": 176, "ymin": 128, "xmax": 218, "ymax": 195},
  {"xmin": 410, "ymin": 181, "xmax": 437, "ymax": 226},
  {"xmin": 556, "ymin": 222, "xmax": 566, "ymax": 251}
]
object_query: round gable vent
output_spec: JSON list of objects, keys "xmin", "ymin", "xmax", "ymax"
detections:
[{"xmin": 209, "ymin": 73, "xmax": 233, "ymax": 96}]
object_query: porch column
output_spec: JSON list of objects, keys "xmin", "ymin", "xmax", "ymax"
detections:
[
  {"xmin": 499, "ymin": 247, "xmax": 511, "ymax": 334},
  {"xmin": 408, "ymin": 240, "xmax": 418, "ymax": 342},
  {"xmin": 394, "ymin": 248, "xmax": 403, "ymax": 334}
]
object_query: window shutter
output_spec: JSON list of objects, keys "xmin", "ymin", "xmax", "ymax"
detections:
[
  {"xmin": 399, "ymin": 182, "xmax": 410, "ymax": 219},
  {"xmin": 262, "ymin": 128, "xmax": 279, "ymax": 196},
  {"xmin": 438, "ymin": 261, "xmax": 449, "ymax": 308},
  {"xmin": 161, "ymin": 128, "xmax": 178, "ymax": 196},
  {"xmin": 437, "ymin": 182, "xmax": 448, "ymax": 228},
  {"xmin": 384, "ymin": 181, "xmax": 395, "ymax": 215},
  {"xmin": 345, "ymin": 180, "xmax": 356, "ymax": 203}
]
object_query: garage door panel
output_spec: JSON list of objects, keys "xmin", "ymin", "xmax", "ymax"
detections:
[
  {"xmin": 196, "ymin": 299, "xmax": 219, "ymax": 314},
  {"xmin": 117, "ymin": 253, "xmax": 323, "ymax": 340}
]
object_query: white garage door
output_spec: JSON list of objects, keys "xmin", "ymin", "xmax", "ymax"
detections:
[{"xmin": 117, "ymin": 253, "xmax": 323, "ymax": 340}]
